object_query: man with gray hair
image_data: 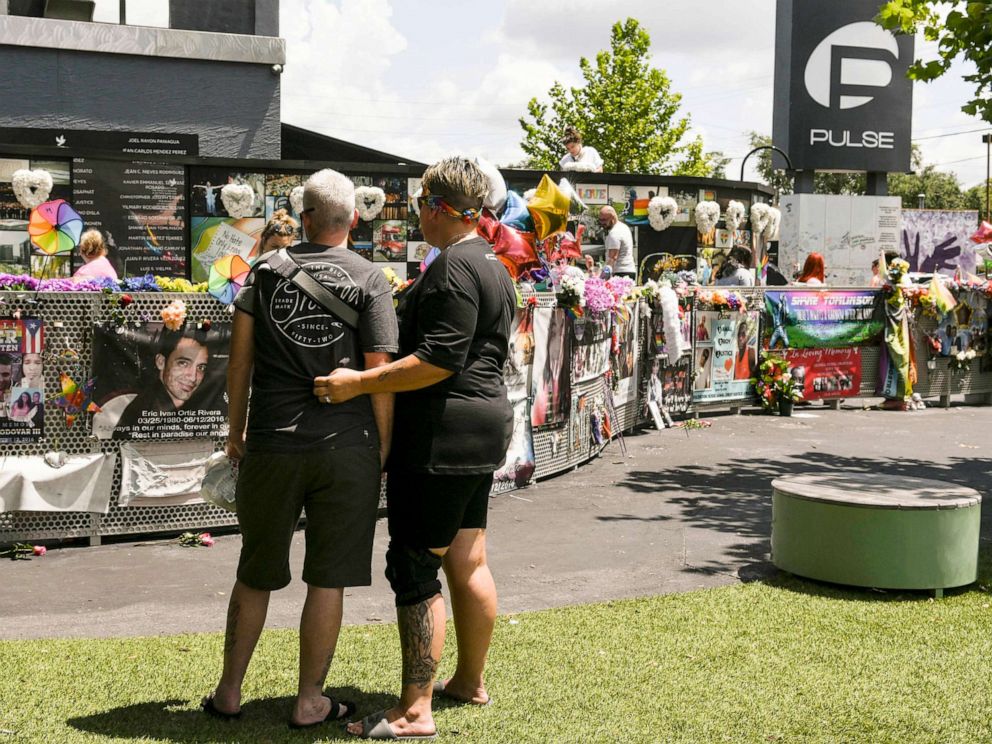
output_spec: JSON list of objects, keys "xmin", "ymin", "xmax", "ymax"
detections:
[{"xmin": 203, "ymin": 168, "xmax": 399, "ymax": 729}]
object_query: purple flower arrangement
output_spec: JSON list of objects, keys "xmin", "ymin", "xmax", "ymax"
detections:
[
  {"xmin": 583, "ymin": 277, "xmax": 615, "ymax": 313},
  {"xmin": 0, "ymin": 272, "xmax": 168, "ymax": 294}
]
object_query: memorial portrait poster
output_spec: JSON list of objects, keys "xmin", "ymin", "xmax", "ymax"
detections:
[
  {"xmin": 531, "ymin": 308, "xmax": 572, "ymax": 428},
  {"xmin": 692, "ymin": 311, "xmax": 759, "ymax": 404},
  {"xmin": 90, "ymin": 321, "xmax": 230, "ymax": 441},
  {"xmin": 781, "ymin": 348, "xmax": 862, "ymax": 401},
  {"xmin": 0, "ymin": 318, "xmax": 45, "ymax": 443}
]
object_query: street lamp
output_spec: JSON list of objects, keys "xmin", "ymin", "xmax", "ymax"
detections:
[{"xmin": 983, "ymin": 133, "xmax": 991, "ymax": 222}]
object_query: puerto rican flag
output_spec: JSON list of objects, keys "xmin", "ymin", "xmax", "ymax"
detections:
[{"xmin": 21, "ymin": 318, "xmax": 43, "ymax": 354}]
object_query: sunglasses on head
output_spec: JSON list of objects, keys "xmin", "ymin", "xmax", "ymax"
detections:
[{"xmin": 417, "ymin": 194, "xmax": 480, "ymax": 223}]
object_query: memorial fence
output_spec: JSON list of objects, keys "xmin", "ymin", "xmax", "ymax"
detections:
[{"xmin": 1, "ymin": 285, "xmax": 989, "ymax": 545}]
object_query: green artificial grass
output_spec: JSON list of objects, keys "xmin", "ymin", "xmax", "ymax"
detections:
[{"xmin": 2, "ymin": 574, "xmax": 992, "ymax": 743}]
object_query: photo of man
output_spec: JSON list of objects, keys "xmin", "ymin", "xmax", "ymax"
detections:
[
  {"xmin": 113, "ymin": 331, "xmax": 209, "ymax": 435},
  {"xmin": 733, "ymin": 320, "xmax": 758, "ymax": 381},
  {"xmin": 91, "ymin": 322, "xmax": 230, "ymax": 441}
]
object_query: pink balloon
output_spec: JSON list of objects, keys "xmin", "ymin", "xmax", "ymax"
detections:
[
  {"xmin": 492, "ymin": 223, "xmax": 541, "ymax": 279},
  {"xmin": 970, "ymin": 220, "xmax": 992, "ymax": 244},
  {"xmin": 478, "ymin": 208, "xmax": 500, "ymax": 243}
]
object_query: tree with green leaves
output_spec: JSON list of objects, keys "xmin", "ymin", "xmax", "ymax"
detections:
[
  {"xmin": 963, "ymin": 179, "xmax": 991, "ymax": 217},
  {"xmin": 887, "ymin": 146, "xmax": 965, "ymax": 208},
  {"xmin": 877, "ymin": 1, "xmax": 992, "ymax": 123},
  {"xmin": 518, "ymin": 18, "xmax": 714, "ymax": 175}
]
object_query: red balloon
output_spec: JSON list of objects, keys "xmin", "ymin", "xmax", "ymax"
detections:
[
  {"xmin": 478, "ymin": 208, "xmax": 501, "ymax": 243},
  {"xmin": 493, "ymin": 223, "xmax": 541, "ymax": 276},
  {"xmin": 497, "ymin": 254, "xmax": 521, "ymax": 280},
  {"xmin": 970, "ymin": 220, "xmax": 992, "ymax": 244},
  {"xmin": 558, "ymin": 224, "xmax": 585, "ymax": 260}
]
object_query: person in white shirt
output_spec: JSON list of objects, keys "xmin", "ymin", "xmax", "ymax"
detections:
[
  {"xmin": 598, "ymin": 206, "xmax": 636, "ymax": 278},
  {"xmin": 559, "ymin": 126, "xmax": 603, "ymax": 172}
]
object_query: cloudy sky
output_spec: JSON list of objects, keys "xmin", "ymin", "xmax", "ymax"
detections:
[{"xmin": 276, "ymin": 0, "xmax": 989, "ymax": 188}]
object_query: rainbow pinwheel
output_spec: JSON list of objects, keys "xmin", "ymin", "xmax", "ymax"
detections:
[
  {"xmin": 51, "ymin": 373, "xmax": 100, "ymax": 428},
  {"xmin": 28, "ymin": 199, "xmax": 84, "ymax": 255},
  {"xmin": 208, "ymin": 254, "xmax": 252, "ymax": 305}
]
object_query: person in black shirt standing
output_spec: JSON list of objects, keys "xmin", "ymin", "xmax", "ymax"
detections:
[
  {"xmin": 318, "ymin": 158, "xmax": 515, "ymax": 741},
  {"xmin": 204, "ymin": 168, "xmax": 398, "ymax": 729}
]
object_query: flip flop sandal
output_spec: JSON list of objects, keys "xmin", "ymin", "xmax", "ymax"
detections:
[
  {"xmin": 353, "ymin": 710, "xmax": 437, "ymax": 740},
  {"xmin": 201, "ymin": 695, "xmax": 242, "ymax": 721},
  {"xmin": 433, "ymin": 679, "xmax": 493, "ymax": 706},
  {"xmin": 288, "ymin": 697, "xmax": 357, "ymax": 729}
]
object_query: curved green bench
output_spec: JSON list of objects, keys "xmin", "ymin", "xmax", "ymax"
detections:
[{"xmin": 772, "ymin": 474, "xmax": 982, "ymax": 597}]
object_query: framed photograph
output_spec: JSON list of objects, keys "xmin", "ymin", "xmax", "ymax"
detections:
[
  {"xmin": 373, "ymin": 220, "xmax": 408, "ymax": 262},
  {"xmin": 407, "ymin": 241, "xmax": 432, "ymax": 262}
]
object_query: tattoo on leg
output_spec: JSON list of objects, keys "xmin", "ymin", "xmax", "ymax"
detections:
[
  {"xmin": 224, "ymin": 598, "xmax": 241, "ymax": 656},
  {"xmin": 316, "ymin": 647, "xmax": 335, "ymax": 689},
  {"xmin": 399, "ymin": 602, "xmax": 437, "ymax": 690}
]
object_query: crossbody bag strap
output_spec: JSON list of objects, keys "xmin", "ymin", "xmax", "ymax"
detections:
[{"xmin": 264, "ymin": 249, "xmax": 360, "ymax": 330}]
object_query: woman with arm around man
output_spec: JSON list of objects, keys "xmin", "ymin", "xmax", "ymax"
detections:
[{"xmin": 317, "ymin": 157, "xmax": 516, "ymax": 740}]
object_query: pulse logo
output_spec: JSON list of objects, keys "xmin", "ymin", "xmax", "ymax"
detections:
[{"xmin": 803, "ymin": 22, "xmax": 901, "ymax": 150}]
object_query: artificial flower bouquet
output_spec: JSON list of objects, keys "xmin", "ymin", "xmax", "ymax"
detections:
[{"xmin": 751, "ymin": 355, "xmax": 803, "ymax": 412}]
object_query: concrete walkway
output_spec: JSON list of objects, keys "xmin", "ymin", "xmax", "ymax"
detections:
[{"xmin": 2, "ymin": 404, "xmax": 990, "ymax": 640}]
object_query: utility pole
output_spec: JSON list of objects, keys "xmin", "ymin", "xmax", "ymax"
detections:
[{"xmin": 983, "ymin": 133, "xmax": 991, "ymax": 222}]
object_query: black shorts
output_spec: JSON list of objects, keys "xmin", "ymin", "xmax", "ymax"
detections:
[
  {"xmin": 235, "ymin": 444, "xmax": 381, "ymax": 591},
  {"xmin": 386, "ymin": 470, "xmax": 493, "ymax": 549}
]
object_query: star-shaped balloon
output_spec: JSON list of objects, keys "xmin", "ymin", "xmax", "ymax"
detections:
[
  {"xmin": 527, "ymin": 175, "xmax": 571, "ymax": 241},
  {"xmin": 51, "ymin": 372, "xmax": 101, "ymax": 428}
]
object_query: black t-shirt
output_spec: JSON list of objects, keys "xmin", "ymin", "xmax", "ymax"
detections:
[
  {"xmin": 389, "ymin": 235, "xmax": 516, "ymax": 474},
  {"xmin": 234, "ymin": 243, "xmax": 399, "ymax": 452}
]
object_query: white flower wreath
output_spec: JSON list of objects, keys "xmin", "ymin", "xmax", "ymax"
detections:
[
  {"xmin": 562, "ymin": 160, "xmax": 598, "ymax": 173},
  {"xmin": 750, "ymin": 202, "xmax": 771, "ymax": 238},
  {"xmin": 694, "ymin": 201, "xmax": 720, "ymax": 235},
  {"xmin": 221, "ymin": 183, "xmax": 256, "ymax": 219},
  {"xmin": 12, "ymin": 168, "xmax": 53, "ymax": 210},
  {"xmin": 354, "ymin": 186, "xmax": 386, "ymax": 221},
  {"xmin": 763, "ymin": 206, "xmax": 781, "ymax": 242},
  {"xmin": 648, "ymin": 196, "xmax": 679, "ymax": 232},
  {"xmin": 289, "ymin": 185, "xmax": 304, "ymax": 215},
  {"xmin": 724, "ymin": 200, "xmax": 746, "ymax": 233}
]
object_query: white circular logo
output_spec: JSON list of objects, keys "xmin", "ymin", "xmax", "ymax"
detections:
[
  {"xmin": 804, "ymin": 21, "xmax": 900, "ymax": 110},
  {"xmin": 268, "ymin": 261, "xmax": 357, "ymax": 348}
]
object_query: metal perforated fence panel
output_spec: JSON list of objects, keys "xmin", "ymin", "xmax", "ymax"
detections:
[{"xmin": 0, "ymin": 292, "xmax": 236, "ymax": 544}]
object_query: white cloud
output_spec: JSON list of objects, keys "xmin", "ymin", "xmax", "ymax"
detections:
[{"xmin": 279, "ymin": 0, "xmax": 989, "ymax": 187}]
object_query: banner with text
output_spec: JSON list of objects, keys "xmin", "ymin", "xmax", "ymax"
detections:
[
  {"xmin": 781, "ymin": 347, "xmax": 862, "ymax": 401},
  {"xmin": 763, "ymin": 290, "xmax": 883, "ymax": 350}
]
